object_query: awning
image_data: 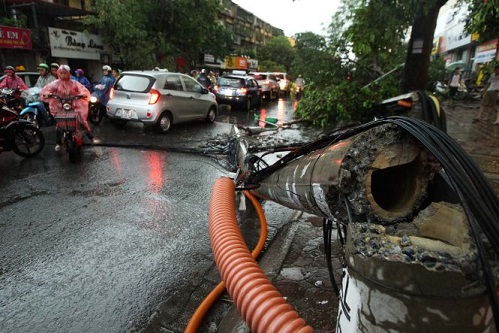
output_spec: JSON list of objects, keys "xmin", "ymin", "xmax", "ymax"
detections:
[{"xmin": 445, "ymin": 61, "xmax": 468, "ymax": 72}]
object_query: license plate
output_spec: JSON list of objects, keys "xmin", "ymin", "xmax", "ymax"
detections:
[
  {"xmin": 121, "ymin": 110, "xmax": 132, "ymax": 119},
  {"xmin": 117, "ymin": 109, "xmax": 133, "ymax": 119},
  {"xmin": 224, "ymin": 90, "xmax": 233, "ymax": 97}
]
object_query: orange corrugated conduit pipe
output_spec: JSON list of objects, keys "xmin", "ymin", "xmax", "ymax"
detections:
[{"xmin": 185, "ymin": 177, "xmax": 313, "ymax": 333}]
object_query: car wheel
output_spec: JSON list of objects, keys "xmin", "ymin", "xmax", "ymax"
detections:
[
  {"xmin": 206, "ymin": 106, "xmax": 216, "ymax": 123},
  {"xmin": 156, "ymin": 112, "xmax": 172, "ymax": 133}
]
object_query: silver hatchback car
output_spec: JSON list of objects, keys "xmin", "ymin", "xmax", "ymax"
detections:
[{"xmin": 107, "ymin": 71, "xmax": 218, "ymax": 133}]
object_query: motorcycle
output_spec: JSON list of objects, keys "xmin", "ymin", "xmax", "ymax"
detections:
[
  {"xmin": 19, "ymin": 87, "xmax": 54, "ymax": 128},
  {"xmin": 87, "ymin": 91, "xmax": 105, "ymax": 125},
  {"xmin": 295, "ymin": 86, "xmax": 303, "ymax": 100},
  {"xmin": 0, "ymin": 87, "xmax": 24, "ymax": 113},
  {"xmin": 46, "ymin": 93, "xmax": 88, "ymax": 163},
  {"xmin": 434, "ymin": 81, "xmax": 448, "ymax": 97},
  {"xmin": 0, "ymin": 101, "xmax": 45, "ymax": 157}
]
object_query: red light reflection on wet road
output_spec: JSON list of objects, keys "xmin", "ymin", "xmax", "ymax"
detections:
[
  {"xmin": 146, "ymin": 151, "xmax": 164, "ymax": 193},
  {"xmin": 110, "ymin": 148, "xmax": 122, "ymax": 175},
  {"xmin": 258, "ymin": 107, "xmax": 267, "ymax": 127}
]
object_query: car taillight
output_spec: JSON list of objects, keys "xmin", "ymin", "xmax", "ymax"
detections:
[
  {"xmin": 237, "ymin": 88, "xmax": 248, "ymax": 95},
  {"xmin": 213, "ymin": 85, "xmax": 219, "ymax": 93},
  {"xmin": 109, "ymin": 88, "xmax": 114, "ymax": 100},
  {"xmin": 148, "ymin": 89, "xmax": 160, "ymax": 104}
]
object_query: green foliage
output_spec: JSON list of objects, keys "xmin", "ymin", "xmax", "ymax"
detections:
[
  {"xmin": 258, "ymin": 36, "xmax": 295, "ymax": 72},
  {"xmin": 291, "ymin": 32, "xmax": 342, "ymax": 87},
  {"xmin": 294, "ymin": 81, "xmax": 390, "ymax": 127},
  {"xmin": 292, "ymin": 0, "xmax": 451, "ymax": 127},
  {"xmin": 258, "ymin": 60, "xmax": 286, "ymax": 72},
  {"xmin": 463, "ymin": 0, "xmax": 499, "ymax": 43},
  {"xmin": 426, "ymin": 57, "xmax": 447, "ymax": 91},
  {"xmin": 0, "ymin": 14, "xmax": 28, "ymax": 28},
  {"xmin": 85, "ymin": 0, "xmax": 232, "ymax": 70},
  {"xmin": 85, "ymin": 0, "xmax": 154, "ymax": 68}
]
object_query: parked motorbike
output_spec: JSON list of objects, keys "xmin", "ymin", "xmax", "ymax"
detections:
[
  {"xmin": 46, "ymin": 93, "xmax": 88, "ymax": 163},
  {"xmin": 464, "ymin": 79, "xmax": 484, "ymax": 101},
  {"xmin": 19, "ymin": 87, "xmax": 54, "ymax": 128},
  {"xmin": 0, "ymin": 102, "xmax": 45, "ymax": 157},
  {"xmin": 434, "ymin": 80, "xmax": 482, "ymax": 101},
  {"xmin": 0, "ymin": 87, "xmax": 24, "ymax": 113},
  {"xmin": 434, "ymin": 81, "xmax": 448, "ymax": 96}
]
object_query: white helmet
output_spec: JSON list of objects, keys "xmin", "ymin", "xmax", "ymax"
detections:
[{"xmin": 102, "ymin": 65, "xmax": 112, "ymax": 72}]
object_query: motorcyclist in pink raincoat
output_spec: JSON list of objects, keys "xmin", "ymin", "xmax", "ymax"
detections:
[{"xmin": 40, "ymin": 65, "xmax": 92, "ymax": 150}]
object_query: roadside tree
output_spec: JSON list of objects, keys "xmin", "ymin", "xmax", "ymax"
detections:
[
  {"xmin": 86, "ymin": 0, "xmax": 233, "ymax": 70},
  {"xmin": 463, "ymin": 0, "xmax": 499, "ymax": 44},
  {"xmin": 258, "ymin": 36, "xmax": 296, "ymax": 72}
]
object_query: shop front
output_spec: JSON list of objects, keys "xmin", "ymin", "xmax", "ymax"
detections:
[{"xmin": 48, "ymin": 27, "xmax": 112, "ymax": 84}]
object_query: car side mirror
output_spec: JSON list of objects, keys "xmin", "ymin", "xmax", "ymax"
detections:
[{"xmin": 202, "ymin": 87, "xmax": 209, "ymax": 94}]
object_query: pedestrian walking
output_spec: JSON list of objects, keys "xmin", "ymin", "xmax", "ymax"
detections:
[
  {"xmin": 448, "ymin": 67, "xmax": 463, "ymax": 108},
  {"xmin": 473, "ymin": 65, "xmax": 499, "ymax": 124}
]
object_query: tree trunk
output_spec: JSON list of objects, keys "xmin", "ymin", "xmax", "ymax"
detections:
[{"xmin": 400, "ymin": 1, "xmax": 448, "ymax": 93}]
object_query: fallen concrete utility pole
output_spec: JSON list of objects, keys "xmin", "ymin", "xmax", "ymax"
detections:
[
  {"xmin": 242, "ymin": 122, "xmax": 498, "ymax": 332},
  {"xmin": 250, "ymin": 123, "xmax": 440, "ymax": 224}
]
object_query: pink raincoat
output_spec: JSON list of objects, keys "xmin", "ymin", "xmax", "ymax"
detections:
[{"xmin": 40, "ymin": 65, "xmax": 91, "ymax": 130}]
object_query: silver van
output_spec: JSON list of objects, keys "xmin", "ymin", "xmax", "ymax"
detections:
[{"xmin": 107, "ymin": 71, "xmax": 218, "ymax": 133}]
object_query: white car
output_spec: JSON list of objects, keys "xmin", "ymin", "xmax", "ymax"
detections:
[
  {"xmin": 247, "ymin": 72, "xmax": 280, "ymax": 100},
  {"xmin": 107, "ymin": 71, "xmax": 218, "ymax": 133},
  {"xmin": 273, "ymin": 72, "xmax": 291, "ymax": 96}
]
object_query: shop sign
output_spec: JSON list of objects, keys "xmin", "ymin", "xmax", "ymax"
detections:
[
  {"xmin": 247, "ymin": 59, "xmax": 258, "ymax": 70},
  {"xmin": 444, "ymin": 6, "xmax": 471, "ymax": 51},
  {"xmin": 475, "ymin": 39, "xmax": 498, "ymax": 64},
  {"xmin": 224, "ymin": 56, "xmax": 248, "ymax": 70},
  {"xmin": 49, "ymin": 27, "xmax": 109, "ymax": 60},
  {"xmin": 0, "ymin": 26, "xmax": 31, "ymax": 49}
]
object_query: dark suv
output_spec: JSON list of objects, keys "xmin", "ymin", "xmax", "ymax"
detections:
[{"xmin": 213, "ymin": 74, "xmax": 262, "ymax": 110}]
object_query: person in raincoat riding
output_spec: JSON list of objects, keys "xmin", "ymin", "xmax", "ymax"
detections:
[{"xmin": 40, "ymin": 65, "xmax": 92, "ymax": 150}]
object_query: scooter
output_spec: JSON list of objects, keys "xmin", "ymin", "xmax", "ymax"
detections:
[
  {"xmin": 0, "ymin": 102, "xmax": 45, "ymax": 157},
  {"xmin": 19, "ymin": 87, "xmax": 54, "ymax": 128},
  {"xmin": 46, "ymin": 93, "xmax": 88, "ymax": 163},
  {"xmin": 295, "ymin": 86, "xmax": 303, "ymax": 101},
  {"xmin": 88, "ymin": 91, "xmax": 105, "ymax": 125}
]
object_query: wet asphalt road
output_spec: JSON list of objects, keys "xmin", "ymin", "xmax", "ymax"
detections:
[{"xmin": 0, "ymin": 96, "xmax": 300, "ymax": 333}]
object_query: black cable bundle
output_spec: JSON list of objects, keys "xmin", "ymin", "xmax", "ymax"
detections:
[{"xmin": 383, "ymin": 116, "xmax": 499, "ymax": 329}]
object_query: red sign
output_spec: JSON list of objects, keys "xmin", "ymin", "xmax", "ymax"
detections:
[{"xmin": 0, "ymin": 26, "xmax": 32, "ymax": 49}]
